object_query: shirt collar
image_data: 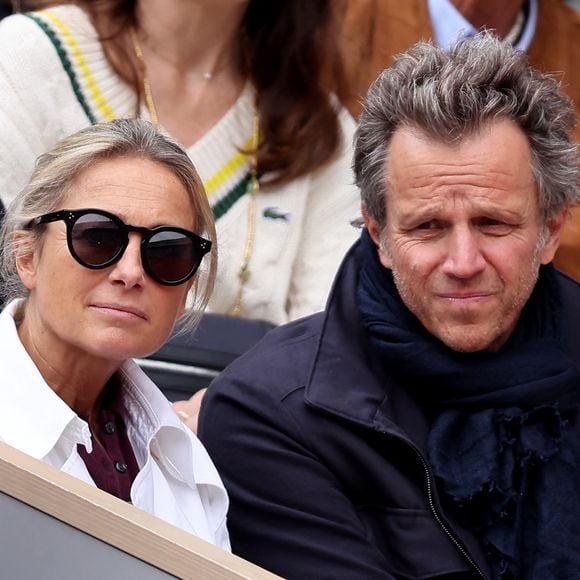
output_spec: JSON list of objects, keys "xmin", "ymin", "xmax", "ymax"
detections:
[
  {"xmin": 427, "ymin": 0, "xmax": 538, "ymax": 52},
  {"xmin": 118, "ymin": 359, "xmax": 225, "ymax": 490},
  {"xmin": 0, "ymin": 299, "xmax": 92, "ymax": 460}
]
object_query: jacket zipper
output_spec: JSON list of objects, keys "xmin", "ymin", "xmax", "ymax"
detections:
[
  {"xmin": 413, "ymin": 445, "xmax": 486, "ymax": 578},
  {"xmin": 381, "ymin": 429, "xmax": 486, "ymax": 578}
]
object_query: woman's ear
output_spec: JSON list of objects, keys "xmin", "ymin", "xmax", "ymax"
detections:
[{"xmin": 13, "ymin": 231, "xmax": 39, "ymax": 291}]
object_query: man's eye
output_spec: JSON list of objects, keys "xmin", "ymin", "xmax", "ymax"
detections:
[
  {"xmin": 416, "ymin": 221, "xmax": 438, "ymax": 230},
  {"xmin": 477, "ymin": 218, "xmax": 513, "ymax": 235},
  {"xmin": 480, "ymin": 218, "xmax": 503, "ymax": 226},
  {"xmin": 479, "ymin": 218, "xmax": 507, "ymax": 227}
]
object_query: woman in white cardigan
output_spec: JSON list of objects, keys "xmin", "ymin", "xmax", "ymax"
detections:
[
  {"xmin": 0, "ymin": 119, "xmax": 229, "ymax": 549},
  {"xmin": 0, "ymin": 0, "xmax": 360, "ymax": 325}
]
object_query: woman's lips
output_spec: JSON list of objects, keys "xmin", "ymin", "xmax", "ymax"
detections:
[{"xmin": 90, "ymin": 303, "xmax": 148, "ymax": 320}]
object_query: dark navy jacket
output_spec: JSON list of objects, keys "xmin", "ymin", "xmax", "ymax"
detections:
[{"xmin": 199, "ymin": 241, "xmax": 580, "ymax": 580}]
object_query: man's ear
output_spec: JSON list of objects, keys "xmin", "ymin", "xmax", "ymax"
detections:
[
  {"xmin": 538, "ymin": 208, "xmax": 568, "ymax": 265},
  {"xmin": 13, "ymin": 231, "xmax": 38, "ymax": 291},
  {"xmin": 362, "ymin": 204, "xmax": 392, "ymax": 269}
]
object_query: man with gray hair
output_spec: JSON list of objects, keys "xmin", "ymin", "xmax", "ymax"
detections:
[{"xmin": 199, "ymin": 34, "xmax": 580, "ymax": 579}]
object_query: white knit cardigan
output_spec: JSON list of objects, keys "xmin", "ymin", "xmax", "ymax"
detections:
[{"xmin": 0, "ymin": 5, "xmax": 361, "ymax": 324}]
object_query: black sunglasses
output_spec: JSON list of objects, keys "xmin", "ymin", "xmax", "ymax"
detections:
[{"xmin": 30, "ymin": 208, "xmax": 212, "ymax": 286}]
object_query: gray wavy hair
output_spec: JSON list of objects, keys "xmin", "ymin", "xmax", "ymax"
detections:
[
  {"xmin": 0, "ymin": 118, "xmax": 217, "ymax": 331},
  {"xmin": 354, "ymin": 33, "xmax": 580, "ymax": 227}
]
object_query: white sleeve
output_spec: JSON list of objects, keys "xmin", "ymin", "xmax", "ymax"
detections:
[
  {"xmin": 287, "ymin": 107, "xmax": 361, "ymax": 320},
  {"xmin": 0, "ymin": 14, "xmax": 88, "ymax": 207}
]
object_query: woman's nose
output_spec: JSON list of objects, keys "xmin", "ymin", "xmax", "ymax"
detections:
[{"xmin": 108, "ymin": 234, "xmax": 146, "ymax": 287}]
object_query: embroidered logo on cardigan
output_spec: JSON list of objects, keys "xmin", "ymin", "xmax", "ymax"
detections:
[{"xmin": 263, "ymin": 207, "xmax": 291, "ymax": 221}]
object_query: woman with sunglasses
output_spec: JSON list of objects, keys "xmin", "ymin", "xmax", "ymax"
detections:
[{"xmin": 0, "ymin": 118, "xmax": 230, "ymax": 550}]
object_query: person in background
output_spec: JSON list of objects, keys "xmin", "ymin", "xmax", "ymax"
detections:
[
  {"xmin": 0, "ymin": 0, "xmax": 25, "ymax": 18},
  {"xmin": 198, "ymin": 35, "xmax": 580, "ymax": 578},
  {"xmin": 0, "ymin": 118, "xmax": 229, "ymax": 550},
  {"xmin": 0, "ymin": 0, "xmax": 359, "ymax": 325},
  {"xmin": 340, "ymin": 0, "xmax": 580, "ymax": 281},
  {"xmin": 0, "ymin": 1, "xmax": 12, "ymax": 18}
]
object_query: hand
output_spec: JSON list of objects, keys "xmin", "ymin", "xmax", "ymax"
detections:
[{"xmin": 173, "ymin": 388, "xmax": 207, "ymax": 434}]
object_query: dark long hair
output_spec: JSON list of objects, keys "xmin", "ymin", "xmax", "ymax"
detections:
[{"xmin": 27, "ymin": 0, "xmax": 347, "ymax": 186}]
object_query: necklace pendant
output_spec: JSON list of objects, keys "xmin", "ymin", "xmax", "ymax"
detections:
[{"xmin": 239, "ymin": 267, "xmax": 251, "ymax": 284}]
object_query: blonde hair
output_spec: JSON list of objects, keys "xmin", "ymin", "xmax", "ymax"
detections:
[{"xmin": 0, "ymin": 118, "xmax": 217, "ymax": 331}]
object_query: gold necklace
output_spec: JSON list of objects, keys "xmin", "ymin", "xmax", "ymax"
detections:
[
  {"xmin": 129, "ymin": 27, "xmax": 159, "ymax": 125},
  {"xmin": 229, "ymin": 110, "xmax": 260, "ymax": 317},
  {"xmin": 129, "ymin": 26, "xmax": 260, "ymax": 317}
]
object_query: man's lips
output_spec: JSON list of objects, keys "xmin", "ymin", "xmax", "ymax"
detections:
[
  {"xmin": 90, "ymin": 303, "xmax": 148, "ymax": 320},
  {"xmin": 437, "ymin": 292, "xmax": 493, "ymax": 299}
]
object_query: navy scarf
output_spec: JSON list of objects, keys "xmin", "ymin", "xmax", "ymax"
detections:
[{"xmin": 356, "ymin": 229, "xmax": 580, "ymax": 579}]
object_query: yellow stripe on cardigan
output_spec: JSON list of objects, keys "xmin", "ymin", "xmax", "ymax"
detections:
[
  {"xmin": 203, "ymin": 137, "xmax": 253, "ymax": 198},
  {"xmin": 43, "ymin": 11, "xmax": 116, "ymax": 121},
  {"xmin": 36, "ymin": 14, "xmax": 249, "ymax": 201}
]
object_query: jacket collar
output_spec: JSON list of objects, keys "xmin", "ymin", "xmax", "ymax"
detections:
[{"xmin": 304, "ymin": 240, "xmax": 401, "ymax": 432}]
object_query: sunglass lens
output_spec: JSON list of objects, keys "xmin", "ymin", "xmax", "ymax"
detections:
[
  {"xmin": 71, "ymin": 213, "xmax": 124, "ymax": 267},
  {"xmin": 146, "ymin": 231, "xmax": 197, "ymax": 284}
]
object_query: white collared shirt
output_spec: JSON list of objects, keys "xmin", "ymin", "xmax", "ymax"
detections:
[
  {"xmin": 0, "ymin": 299, "xmax": 230, "ymax": 551},
  {"xmin": 428, "ymin": 0, "xmax": 538, "ymax": 52}
]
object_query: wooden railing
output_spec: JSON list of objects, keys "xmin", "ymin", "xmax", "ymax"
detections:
[{"xmin": 0, "ymin": 441, "xmax": 282, "ymax": 579}]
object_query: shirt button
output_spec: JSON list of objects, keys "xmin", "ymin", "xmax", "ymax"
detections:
[
  {"xmin": 104, "ymin": 421, "xmax": 116, "ymax": 434},
  {"xmin": 115, "ymin": 461, "xmax": 127, "ymax": 474}
]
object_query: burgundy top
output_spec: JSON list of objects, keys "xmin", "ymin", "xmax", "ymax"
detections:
[{"xmin": 77, "ymin": 378, "xmax": 140, "ymax": 502}]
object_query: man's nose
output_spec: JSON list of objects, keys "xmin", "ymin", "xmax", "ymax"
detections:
[{"xmin": 441, "ymin": 226, "xmax": 487, "ymax": 279}]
